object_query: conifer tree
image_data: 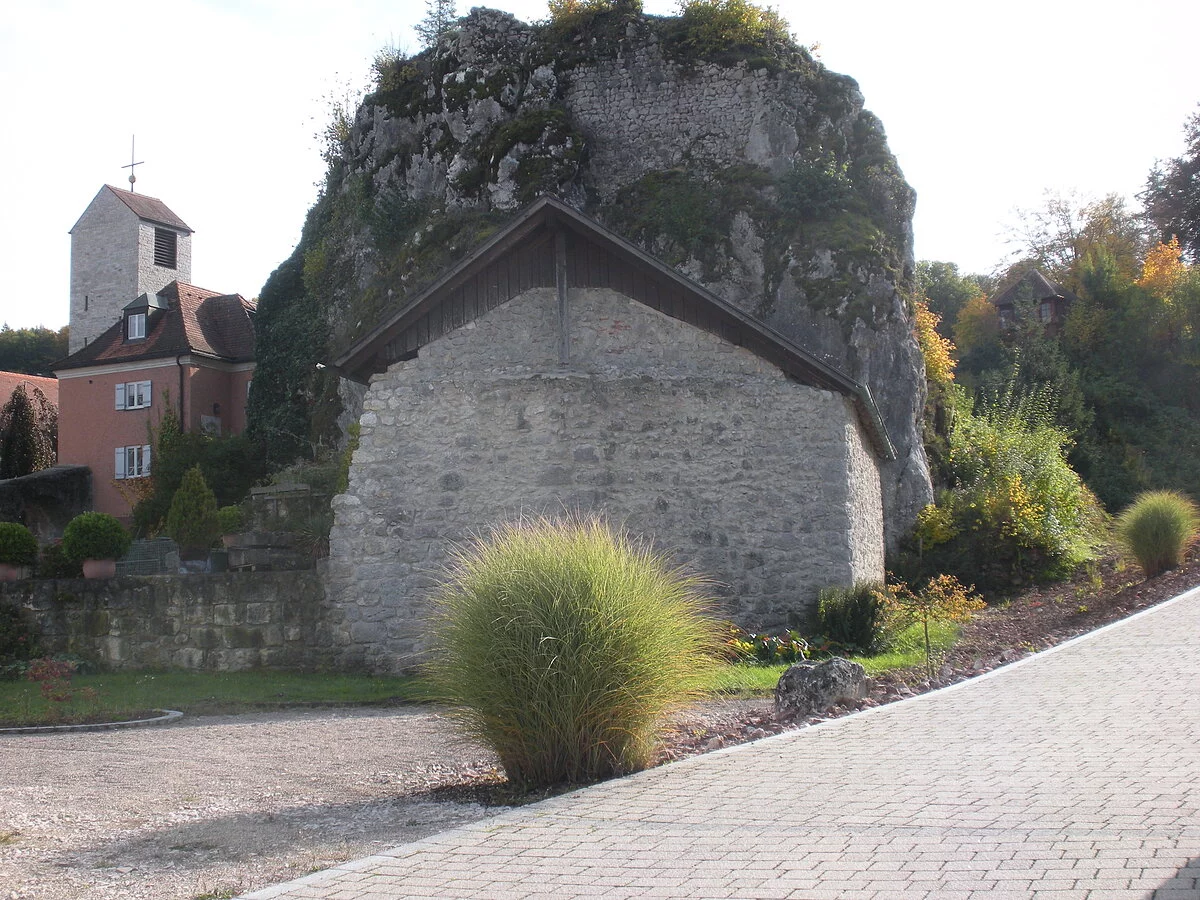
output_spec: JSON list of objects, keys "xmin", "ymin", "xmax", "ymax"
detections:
[
  {"xmin": 416, "ymin": 0, "xmax": 458, "ymax": 48},
  {"xmin": 166, "ymin": 464, "xmax": 220, "ymax": 557}
]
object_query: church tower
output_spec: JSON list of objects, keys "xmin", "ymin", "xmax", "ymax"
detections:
[{"xmin": 68, "ymin": 186, "xmax": 193, "ymax": 353}]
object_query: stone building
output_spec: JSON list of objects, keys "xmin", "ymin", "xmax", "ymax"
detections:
[
  {"xmin": 68, "ymin": 185, "xmax": 194, "ymax": 354},
  {"xmin": 327, "ymin": 197, "xmax": 894, "ymax": 672}
]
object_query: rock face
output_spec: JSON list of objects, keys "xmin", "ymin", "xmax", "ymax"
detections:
[
  {"xmin": 774, "ymin": 657, "xmax": 868, "ymax": 719},
  {"xmin": 257, "ymin": 5, "xmax": 932, "ymax": 540}
]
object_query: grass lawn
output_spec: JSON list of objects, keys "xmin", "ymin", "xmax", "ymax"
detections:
[
  {"xmin": 0, "ymin": 669, "xmax": 429, "ymax": 727},
  {"xmin": 0, "ymin": 622, "xmax": 959, "ymax": 727}
]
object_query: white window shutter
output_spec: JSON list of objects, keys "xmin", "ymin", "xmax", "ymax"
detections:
[
  {"xmin": 143, "ymin": 444, "xmax": 152, "ymax": 475},
  {"xmin": 115, "ymin": 384, "xmax": 126, "ymax": 410},
  {"xmin": 115, "ymin": 448, "xmax": 126, "ymax": 479}
]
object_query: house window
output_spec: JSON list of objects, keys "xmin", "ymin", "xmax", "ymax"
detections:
[
  {"xmin": 115, "ymin": 444, "xmax": 152, "ymax": 479},
  {"xmin": 200, "ymin": 415, "xmax": 221, "ymax": 436},
  {"xmin": 127, "ymin": 313, "xmax": 146, "ymax": 340},
  {"xmin": 115, "ymin": 381, "xmax": 152, "ymax": 410},
  {"xmin": 154, "ymin": 228, "xmax": 177, "ymax": 268},
  {"xmin": 1038, "ymin": 300, "xmax": 1053, "ymax": 323}
]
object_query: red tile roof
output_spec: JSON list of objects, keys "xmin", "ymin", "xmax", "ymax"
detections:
[
  {"xmin": 102, "ymin": 185, "xmax": 193, "ymax": 232},
  {"xmin": 0, "ymin": 372, "xmax": 58, "ymax": 407},
  {"xmin": 54, "ymin": 281, "xmax": 256, "ymax": 371}
]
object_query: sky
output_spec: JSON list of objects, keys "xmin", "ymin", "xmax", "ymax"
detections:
[{"xmin": 1, "ymin": 0, "xmax": 1196, "ymax": 331}]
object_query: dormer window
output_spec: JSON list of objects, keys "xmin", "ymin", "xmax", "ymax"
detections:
[
  {"xmin": 154, "ymin": 228, "xmax": 178, "ymax": 269},
  {"xmin": 127, "ymin": 312, "xmax": 146, "ymax": 340}
]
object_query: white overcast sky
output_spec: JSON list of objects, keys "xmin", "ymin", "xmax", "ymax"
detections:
[{"xmin": 1, "ymin": 0, "xmax": 1196, "ymax": 330}]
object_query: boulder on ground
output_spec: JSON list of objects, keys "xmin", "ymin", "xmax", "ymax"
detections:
[{"xmin": 774, "ymin": 657, "xmax": 868, "ymax": 720}]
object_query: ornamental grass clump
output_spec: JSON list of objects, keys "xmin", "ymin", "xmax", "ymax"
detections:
[
  {"xmin": 426, "ymin": 516, "xmax": 722, "ymax": 789},
  {"xmin": 1115, "ymin": 490, "xmax": 1200, "ymax": 579}
]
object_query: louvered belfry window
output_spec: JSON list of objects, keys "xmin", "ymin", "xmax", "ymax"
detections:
[{"xmin": 154, "ymin": 228, "xmax": 177, "ymax": 268}]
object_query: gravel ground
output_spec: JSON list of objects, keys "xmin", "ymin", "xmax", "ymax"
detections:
[
  {"xmin": 0, "ymin": 700, "xmax": 771, "ymax": 900},
  {"xmin": 0, "ymin": 706, "xmax": 507, "ymax": 900}
]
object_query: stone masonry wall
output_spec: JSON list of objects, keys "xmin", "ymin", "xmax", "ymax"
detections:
[
  {"xmin": 135, "ymin": 220, "xmax": 192, "ymax": 301},
  {"xmin": 327, "ymin": 287, "xmax": 885, "ymax": 673},
  {"xmin": 560, "ymin": 55, "xmax": 819, "ymax": 202},
  {"xmin": 2, "ymin": 572, "xmax": 331, "ymax": 672},
  {"xmin": 70, "ymin": 189, "xmax": 140, "ymax": 353},
  {"xmin": 68, "ymin": 189, "xmax": 193, "ymax": 353}
]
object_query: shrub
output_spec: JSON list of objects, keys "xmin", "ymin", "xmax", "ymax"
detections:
[
  {"xmin": 675, "ymin": 0, "xmax": 792, "ymax": 58},
  {"xmin": 216, "ymin": 505, "xmax": 244, "ymax": 535},
  {"xmin": 0, "ymin": 522, "xmax": 38, "ymax": 566},
  {"xmin": 0, "ymin": 602, "xmax": 42, "ymax": 679},
  {"xmin": 724, "ymin": 623, "xmax": 807, "ymax": 664},
  {"xmin": 1115, "ymin": 490, "xmax": 1200, "ymax": 578},
  {"xmin": 886, "ymin": 575, "xmax": 985, "ymax": 678},
  {"xmin": 166, "ymin": 465, "xmax": 220, "ymax": 555},
  {"xmin": 37, "ymin": 541, "xmax": 81, "ymax": 578},
  {"xmin": 814, "ymin": 583, "xmax": 890, "ymax": 654},
  {"xmin": 427, "ymin": 515, "xmax": 722, "ymax": 789},
  {"xmin": 902, "ymin": 391, "xmax": 1105, "ymax": 593},
  {"xmin": 61, "ymin": 513, "xmax": 132, "ymax": 563}
]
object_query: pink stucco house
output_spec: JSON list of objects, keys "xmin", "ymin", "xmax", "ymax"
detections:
[{"xmin": 54, "ymin": 281, "xmax": 256, "ymax": 519}]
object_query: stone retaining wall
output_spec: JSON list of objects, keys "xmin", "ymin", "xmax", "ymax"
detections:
[{"xmin": 1, "ymin": 572, "xmax": 333, "ymax": 672}]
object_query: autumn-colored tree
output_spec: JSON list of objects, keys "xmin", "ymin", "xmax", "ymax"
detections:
[
  {"xmin": 952, "ymin": 294, "xmax": 1000, "ymax": 358},
  {"xmin": 1008, "ymin": 191, "xmax": 1150, "ymax": 289},
  {"xmin": 913, "ymin": 300, "xmax": 955, "ymax": 387},
  {"xmin": 886, "ymin": 575, "xmax": 985, "ymax": 678},
  {"xmin": 1138, "ymin": 238, "xmax": 1187, "ymax": 297}
]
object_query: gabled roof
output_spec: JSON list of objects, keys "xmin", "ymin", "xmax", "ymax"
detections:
[
  {"xmin": 992, "ymin": 269, "xmax": 1078, "ymax": 309},
  {"xmin": 70, "ymin": 185, "xmax": 193, "ymax": 234},
  {"xmin": 0, "ymin": 372, "xmax": 58, "ymax": 407},
  {"xmin": 54, "ymin": 281, "xmax": 255, "ymax": 371},
  {"xmin": 336, "ymin": 195, "xmax": 895, "ymax": 459}
]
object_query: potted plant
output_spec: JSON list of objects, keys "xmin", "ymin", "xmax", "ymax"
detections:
[
  {"xmin": 217, "ymin": 505, "xmax": 245, "ymax": 548},
  {"xmin": 0, "ymin": 522, "xmax": 38, "ymax": 580},
  {"xmin": 62, "ymin": 512, "xmax": 133, "ymax": 578}
]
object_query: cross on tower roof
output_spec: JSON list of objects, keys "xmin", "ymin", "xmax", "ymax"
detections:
[{"xmin": 122, "ymin": 135, "xmax": 144, "ymax": 192}]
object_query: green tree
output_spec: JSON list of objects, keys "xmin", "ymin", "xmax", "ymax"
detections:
[
  {"xmin": 165, "ymin": 465, "xmax": 220, "ymax": 556},
  {"xmin": 133, "ymin": 402, "xmax": 268, "ymax": 533},
  {"xmin": 1140, "ymin": 106, "xmax": 1200, "ymax": 262},
  {"xmin": 0, "ymin": 386, "xmax": 56, "ymax": 479},
  {"xmin": 415, "ymin": 0, "xmax": 458, "ymax": 48},
  {"xmin": 916, "ymin": 260, "xmax": 985, "ymax": 330},
  {"xmin": 0, "ymin": 325, "xmax": 69, "ymax": 376}
]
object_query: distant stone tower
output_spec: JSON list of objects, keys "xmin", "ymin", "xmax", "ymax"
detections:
[{"xmin": 68, "ymin": 185, "xmax": 193, "ymax": 353}]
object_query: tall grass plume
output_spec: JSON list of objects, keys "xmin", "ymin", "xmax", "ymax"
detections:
[
  {"xmin": 426, "ymin": 515, "xmax": 722, "ymax": 789},
  {"xmin": 1115, "ymin": 490, "xmax": 1200, "ymax": 578}
]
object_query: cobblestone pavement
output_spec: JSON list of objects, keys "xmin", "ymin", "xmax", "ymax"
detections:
[{"xmin": 242, "ymin": 585, "xmax": 1200, "ymax": 900}]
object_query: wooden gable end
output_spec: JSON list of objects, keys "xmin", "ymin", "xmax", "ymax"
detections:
[
  {"xmin": 383, "ymin": 230, "xmax": 557, "ymax": 365},
  {"xmin": 335, "ymin": 197, "xmax": 895, "ymax": 459}
]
